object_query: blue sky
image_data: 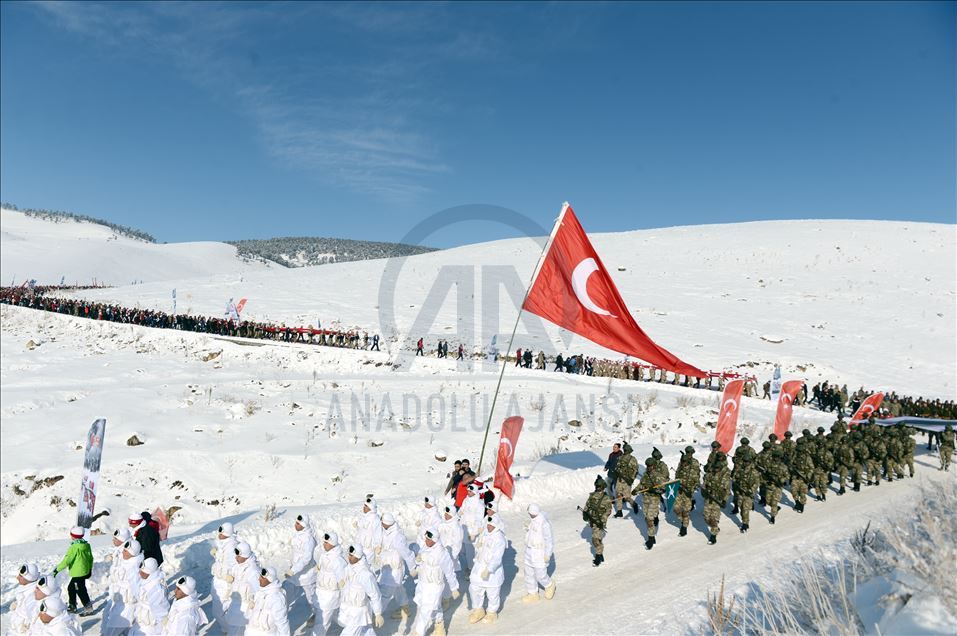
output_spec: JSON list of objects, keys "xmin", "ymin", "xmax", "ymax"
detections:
[{"xmin": 1, "ymin": 1, "xmax": 954, "ymax": 246}]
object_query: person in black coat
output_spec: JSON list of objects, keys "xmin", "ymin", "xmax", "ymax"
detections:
[{"xmin": 131, "ymin": 511, "xmax": 164, "ymax": 565}]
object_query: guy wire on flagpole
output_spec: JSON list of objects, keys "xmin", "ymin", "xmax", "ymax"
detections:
[{"xmin": 477, "ymin": 202, "xmax": 570, "ymax": 476}]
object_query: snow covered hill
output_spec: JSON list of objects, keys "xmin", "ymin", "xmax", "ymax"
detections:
[
  {"xmin": 1, "ymin": 215, "xmax": 955, "ymax": 635},
  {"xmin": 0, "ymin": 208, "xmax": 273, "ymax": 285},
  {"xmin": 67, "ymin": 218, "xmax": 957, "ymax": 399}
]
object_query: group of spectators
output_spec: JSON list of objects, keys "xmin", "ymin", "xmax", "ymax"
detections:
[{"xmin": 0, "ymin": 286, "xmax": 381, "ymax": 352}]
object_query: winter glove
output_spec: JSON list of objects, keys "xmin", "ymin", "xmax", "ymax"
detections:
[
  {"xmin": 285, "ymin": 570, "xmax": 294, "ymax": 578},
  {"xmin": 225, "ymin": 574, "xmax": 235, "ymax": 583},
  {"xmin": 452, "ymin": 590, "xmax": 461, "ymax": 600},
  {"xmin": 105, "ymin": 553, "xmax": 114, "ymax": 563},
  {"xmin": 9, "ymin": 601, "xmax": 16, "ymax": 610},
  {"xmin": 409, "ymin": 568, "xmax": 418, "ymax": 578},
  {"xmin": 374, "ymin": 614, "xmax": 385, "ymax": 629},
  {"xmin": 481, "ymin": 569, "xmax": 490, "ymax": 580},
  {"xmin": 375, "ymin": 546, "xmax": 382, "ymax": 555},
  {"xmin": 352, "ymin": 520, "xmax": 359, "ymax": 529},
  {"xmin": 316, "ymin": 563, "xmax": 322, "ymax": 572},
  {"xmin": 582, "ymin": 512, "xmax": 589, "ymax": 523},
  {"xmin": 338, "ymin": 580, "xmax": 346, "ymax": 590},
  {"xmin": 210, "ymin": 548, "xmax": 217, "ymax": 556},
  {"xmin": 415, "ymin": 520, "xmax": 421, "ymax": 527}
]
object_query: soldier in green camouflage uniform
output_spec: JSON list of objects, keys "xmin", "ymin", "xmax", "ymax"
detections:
[
  {"xmin": 940, "ymin": 425, "xmax": 955, "ymax": 471},
  {"xmin": 779, "ymin": 431, "xmax": 796, "ymax": 466},
  {"xmin": 763, "ymin": 446, "xmax": 789, "ymax": 524},
  {"xmin": 885, "ymin": 429, "xmax": 904, "ymax": 481},
  {"xmin": 635, "ymin": 458, "xmax": 662, "ymax": 550},
  {"xmin": 731, "ymin": 450, "xmax": 759, "ymax": 532},
  {"xmin": 584, "ymin": 475, "xmax": 613, "ymax": 566},
  {"xmin": 756, "ymin": 440, "xmax": 774, "ymax": 506},
  {"xmin": 811, "ymin": 428, "xmax": 831, "ymax": 501},
  {"xmin": 704, "ymin": 440, "xmax": 722, "ymax": 472},
  {"xmin": 901, "ymin": 427, "xmax": 916, "ymax": 477},
  {"xmin": 835, "ymin": 435, "xmax": 856, "ymax": 495},
  {"xmin": 702, "ymin": 451, "xmax": 731, "ymax": 544},
  {"xmin": 850, "ymin": 431, "xmax": 868, "ymax": 491},
  {"xmin": 865, "ymin": 425, "xmax": 885, "ymax": 485},
  {"xmin": 613, "ymin": 442, "xmax": 639, "ymax": 517},
  {"xmin": 650, "ymin": 447, "xmax": 670, "ymax": 514},
  {"xmin": 789, "ymin": 438, "xmax": 815, "ymax": 513},
  {"xmin": 733, "ymin": 438, "xmax": 757, "ymax": 467},
  {"xmin": 673, "ymin": 447, "xmax": 700, "ymax": 537}
]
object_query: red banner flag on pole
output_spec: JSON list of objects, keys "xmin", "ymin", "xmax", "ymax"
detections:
[
  {"xmin": 850, "ymin": 392, "xmax": 885, "ymax": 424},
  {"xmin": 773, "ymin": 380, "xmax": 805, "ymax": 439},
  {"xmin": 493, "ymin": 416, "xmax": 524, "ymax": 499},
  {"xmin": 522, "ymin": 204, "xmax": 706, "ymax": 377},
  {"xmin": 715, "ymin": 379, "xmax": 745, "ymax": 453},
  {"xmin": 151, "ymin": 507, "xmax": 170, "ymax": 541}
]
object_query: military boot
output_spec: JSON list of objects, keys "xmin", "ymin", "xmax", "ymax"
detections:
[
  {"xmin": 794, "ymin": 502, "xmax": 804, "ymax": 513},
  {"xmin": 679, "ymin": 525, "xmax": 687, "ymax": 537},
  {"xmin": 708, "ymin": 534, "xmax": 717, "ymax": 545},
  {"xmin": 740, "ymin": 523, "xmax": 749, "ymax": 533},
  {"xmin": 645, "ymin": 536, "xmax": 655, "ymax": 550},
  {"xmin": 853, "ymin": 483, "xmax": 861, "ymax": 492},
  {"xmin": 653, "ymin": 517, "xmax": 659, "ymax": 527},
  {"xmin": 838, "ymin": 486, "xmax": 846, "ymax": 495},
  {"xmin": 614, "ymin": 510, "xmax": 623, "ymax": 518},
  {"xmin": 731, "ymin": 504, "xmax": 739, "ymax": 515}
]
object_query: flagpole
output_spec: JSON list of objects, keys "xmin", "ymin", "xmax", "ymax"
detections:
[{"xmin": 477, "ymin": 202, "xmax": 569, "ymax": 476}]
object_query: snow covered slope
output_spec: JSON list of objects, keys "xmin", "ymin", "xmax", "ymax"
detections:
[
  {"xmin": 0, "ymin": 208, "xmax": 273, "ymax": 285},
  {"xmin": 69, "ymin": 219, "xmax": 957, "ymax": 399}
]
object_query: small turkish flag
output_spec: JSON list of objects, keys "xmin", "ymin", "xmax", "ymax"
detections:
[
  {"xmin": 850, "ymin": 392, "xmax": 885, "ymax": 425},
  {"xmin": 772, "ymin": 380, "xmax": 805, "ymax": 439},
  {"xmin": 715, "ymin": 379, "xmax": 745, "ymax": 453},
  {"xmin": 493, "ymin": 416, "xmax": 524, "ymax": 499},
  {"xmin": 523, "ymin": 204, "xmax": 705, "ymax": 377}
]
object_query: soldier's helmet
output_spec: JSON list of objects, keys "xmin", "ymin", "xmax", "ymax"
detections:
[
  {"xmin": 796, "ymin": 436, "xmax": 806, "ymax": 445},
  {"xmin": 762, "ymin": 441, "xmax": 771, "ymax": 449},
  {"xmin": 784, "ymin": 431, "xmax": 793, "ymax": 438},
  {"xmin": 802, "ymin": 428, "xmax": 811, "ymax": 436},
  {"xmin": 594, "ymin": 475, "xmax": 607, "ymax": 490},
  {"xmin": 817, "ymin": 426, "xmax": 826, "ymax": 433},
  {"xmin": 946, "ymin": 425, "xmax": 953, "ymax": 431},
  {"xmin": 685, "ymin": 446, "xmax": 695, "ymax": 454},
  {"xmin": 772, "ymin": 445, "xmax": 783, "ymax": 457},
  {"xmin": 768, "ymin": 433, "xmax": 778, "ymax": 442},
  {"xmin": 740, "ymin": 438, "xmax": 750, "ymax": 446},
  {"xmin": 645, "ymin": 457, "xmax": 655, "ymax": 466},
  {"xmin": 652, "ymin": 447, "xmax": 663, "ymax": 460},
  {"xmin": 623, "ymin": 442, "xmax": 633, "ymax": 455},
  {"xmin": 711, "ymin": 441, "xmax": 720, "ymax": 449}
]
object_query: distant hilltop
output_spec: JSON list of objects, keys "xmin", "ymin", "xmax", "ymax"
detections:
[
  {"xmin": 226, "ymin": 236, "xmax": 438, "ymax": 268},
  {"xmin": 1, "ymin": 202, "xmax": 157, "ymax": 243}
]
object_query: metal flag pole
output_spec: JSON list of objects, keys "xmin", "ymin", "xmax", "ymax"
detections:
[{"xmin": 477, "ymin": 202, "xmax": 570, "ymax": 476}]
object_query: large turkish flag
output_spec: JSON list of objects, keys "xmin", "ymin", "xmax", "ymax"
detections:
[
  {"xmin": 715, "ymin": 379, "xmax": 745, "ymax": 453},
  {"xmin": 493, "ymin": 416, "xmax": 524, "ymax": 499},
  {"xmin": 850, "ymin": 392, "xmax": 885, "ymax": 425},
  {"xmin": 522, "ymin": 204, "xmax": 705, "ymax": 377},
  {"xmin": 772, "ymin": 380, "xmax": 805, "ymax": 439}
]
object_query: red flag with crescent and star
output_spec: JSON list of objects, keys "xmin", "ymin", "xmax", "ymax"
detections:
[
  {"xmin": 715, "ymin": 379, "xmax": 745, "ymax": 453},
  {"xmin": 493, "ymin": 416, "xmax": 524, "ymax": 499},
  {"xmin": 522, "ymin": 204, "xmax": 705, "ymax": 377},
  {"xmin": 850, "ymin": 392, "xmax": 885, "ymax": 425},
  {"xmin": 773, "ymin": 380, "xmax": 805, "ymax": 439}
]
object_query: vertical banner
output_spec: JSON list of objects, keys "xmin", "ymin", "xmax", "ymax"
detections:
[
  {"xmin": 850, "ymin": 392, "xmax": 885, "ymax": 425},
  {"xmin": 493, "ymin": 416, "xmax": 524, "ymax": 499},
  {"xmin": 152, "ymin": 507, "xmax": 170, "ymax": 541},
  {"xmin": 715, "ymin": 379, "xmax": 745, "ymax": 453},
  {"xmin": 235, "ymin": 298, "xmax": 248, "ymax": 314},
  {"xmin": 77, "ymin": 418, "xmax": 106, "ymax": 529},
  {"xmin": 773, "ymin": 380, "xmax": 805, "ymax": 439},
  {"xmin": 770, "ymin": 364, "xmax": 782, "ymax": 403}
]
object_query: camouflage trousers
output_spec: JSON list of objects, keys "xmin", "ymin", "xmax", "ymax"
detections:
[
  {"xmin": 903, "ymin": 456, "xmax": 915, "ymax": 477},
  {"xmin": 847, "ymin": 464, "xmax": 862, "ymax": 486},
  {"xmin": 790, "ymin": 478, "xmax": 808, "ymax": 505},
  {"xmin": 673, "ymin": 491, "xmax": 693, "ymax": 527},
  {"xmin": 813, "ymin": 470, "xmax": 828, "ymax": 498},
  {"xmin": 615, "ymin": 479, "xmax": 635, "ymax": 511},
  {"xmin": 836, "ymin": 466, "xmax": 848, "ymax": 487},
  {"xmin": 642, "ymin": 494, "xmax": 659, "ymax": 537},
  {"xmin": 867, "ymin": 459, "xmax": 882, "ymax": 484},
  {"xmin": 734, "ymin": 491, "xmax": 755, "ymax": 525},
  {"xmin": 703, "ymin": 500, "xmax": 722, "ymax": 535},
  {"xmin": 590, "ymin": 523, "xmax": 605, "ymax": 555},
  {"xmin": 766, "ymin": 485, "xmax": 782, "ymax": 518},
  {"xmin": 941, "ymin": 446, "xmax": 953, "ymax": 470}
]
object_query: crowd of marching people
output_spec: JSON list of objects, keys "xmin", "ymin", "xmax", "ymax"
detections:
[
  {"xmin": 583, "ymin": 416, "xmax": 955, "ymax": 565},
  {"xmin": 8, "ymin": 470, "xmax": 556, "ymax": 636}
]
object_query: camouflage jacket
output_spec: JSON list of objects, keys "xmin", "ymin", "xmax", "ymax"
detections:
[
  {"xmin": 764, "ymin": 458, "xmax": 789, "ymax": 487},
  {"xmin": 777, "ymin": 439, "xmax": 795, "ymax": 464},
  {"xmin": 837, "ymin": 443, "xmax": 855, "ymax": 467},
  {"xmin": 651, "ymin": 459, "xmax": 670, "ymax": 484},
  {"xmin": 942, "ymin": 430, "xmax": 956, "ymax": 449},
  {"xmin": 733, "ymin": 445, "xmax": 758, "ymax": 467},
  {"xmin": 702, "ymin": 465, "xmax": 731, "ymax": 504},
  {"xmin": 585, "ymin": 490, "xmax": 612, "ymax": 527},
  {"xmin": 731, "ymin": 460, "xmax": 759, "ymax": 495},
  {"xmin": 886, "ymin": 437, "xmax": 903, "ymax": 461},
  {"xmin": 853, "ymin": 440, "xmax": 870, "ymax": 462},
  {"xmin": 903, "ymin": 435, "xmax": 916, "ymax": 457},
  {"xmin": 637, "ymin": 470, "xmax": 660, "ymax": 498},
  {"xmin": 675, "ymin": 455, "xmax": 701, "ymax": 496},
  {"xmin": 617, "ymin": 454, "xmax": 639, "ymax": 484},
  {"xmin": 791, "ymin": 451, "xmax": 815, "ymax": 482}
]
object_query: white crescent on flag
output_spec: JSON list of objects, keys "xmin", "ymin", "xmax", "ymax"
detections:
[
  {"xmin": 500, "ymin": 437, "xmax": 514, "ymax": 459},
  {"xmin": 722, "ymin": 398, "xmax": 738, "ymax": 414},
  {"xmin": 571, "ymin": 258, "xmax": 616, "ymax": 317}
]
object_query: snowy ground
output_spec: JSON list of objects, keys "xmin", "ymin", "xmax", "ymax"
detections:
[{"xmin": 1, "ymin": 212, "xmax": 955, "ymax": 634}]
